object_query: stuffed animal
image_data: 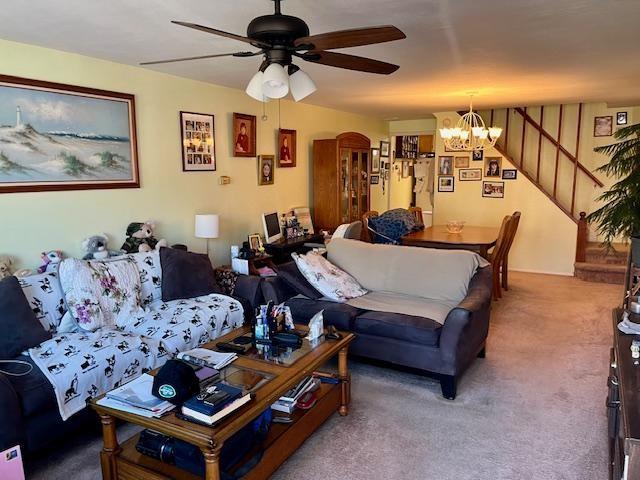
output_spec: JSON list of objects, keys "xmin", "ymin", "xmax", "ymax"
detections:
[
  {"xmin": 120, "ymin": 221, "xmax": 168, "ymax": 254},
  {"xmin": 0, "ymin": 255, "xmax": 13, "ymax": 280},
  {"xmin": 82, "ymin": 234, "xmax": 123, "ymax": 260},
  {"xmin": 38, "ymin": 250, "xmax": 63, "ymax": 274}
]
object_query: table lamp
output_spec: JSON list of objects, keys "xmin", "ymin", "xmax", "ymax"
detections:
[{"xmin": 194, "ymin": 214, "xmax": 219, "ymax": 256}]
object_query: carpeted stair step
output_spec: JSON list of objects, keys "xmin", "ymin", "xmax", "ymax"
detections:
[
  {"xmin": 585, "ymin": 242, "xmax": 629, "ymax": 265},
  {"xmin": 574, "ymin": 261, "xmax": 625, "ymax": 284}
]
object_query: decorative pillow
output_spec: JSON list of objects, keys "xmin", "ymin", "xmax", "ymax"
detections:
[
  {"xmin": 127, "ymin": 251, "xmax": 162, "ymax": 306},
  {"xmin": 160, "ymin": 247, "xmax": 221, "ymax": 302},
  {"xmin": 58, "ymin": 257, "xmax": 143, "ymax": 332},
  {"xmin": 0, "ymin": 276, "xmax": 51, "ymax": 359},
  {"xmin": 18, "ymin": 271, "xmax": 66, "ymax": 332},
  {"xmin": 277, "ymin": 261, "xmax": 323, "ymax": 300},
  {"xmin": 291, "ymin": 252, "xmax": 367, "ymax": 302}
]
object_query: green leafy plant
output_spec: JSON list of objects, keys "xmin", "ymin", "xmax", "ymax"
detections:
[{"xmin": 587, "ymin": 123, "xmax": 640, "ymax": 247}]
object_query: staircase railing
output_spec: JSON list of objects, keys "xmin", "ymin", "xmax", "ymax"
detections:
[{"xmin": 576, "ymin": 211, "xmax": 588, "ymax": 262}]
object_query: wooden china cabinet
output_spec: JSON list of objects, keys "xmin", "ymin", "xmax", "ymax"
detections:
[{"xmin": 312, "ymin": 132, "xmax": 371, "ymax": 232}]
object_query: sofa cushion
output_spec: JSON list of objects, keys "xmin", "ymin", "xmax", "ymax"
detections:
[
  {"xmin": 3, "ymin": 355, "xmax": 56, "ymax": 417},
  {"xmin": 160, "ymin": 248, "xmax": 221, "ymax": 302},
  {"xmin": 0, "ymin": 276, "xmax": 52, "ymax": 359},
  {"xmin": 285, "ymin": 296, "xmax": 362, "ymax": 331},
  {"xmin": 128, "ymin": 251, "xmax": 162, "ymax": 306},
  {"xmin": 355, "ymin": 311, "xmax": 442, "ymax": 346},
  {"xmin": 19, "ymin": 272, "xmax": 66, "ymax": 332},
  {"xmin": 276, "ymin": 262, "xmax": 322, "ymax": 300},
  {"xmin": 346, "ymin": 291, "xmax": 455, "ymax": 325}
]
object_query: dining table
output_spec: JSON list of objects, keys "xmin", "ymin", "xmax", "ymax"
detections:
[{"xmin": 401, "ymin": 225, "xmax": 499, "ymax": 259}]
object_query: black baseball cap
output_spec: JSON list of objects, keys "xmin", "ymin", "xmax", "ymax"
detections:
[{"xmin": 152, "ymin": 359, "xmax": 199, "ymax": 405}]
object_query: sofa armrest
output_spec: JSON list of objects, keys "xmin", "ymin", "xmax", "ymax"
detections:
[
  {"xmin": 439, "ymin": 266, "xmax": 492, "ymax": 372},
  {"xmin": 261, "ymin": 277, "xmax": 297, "ymax": 305},
  {"xmin": 0, "ymin": 372, "xmax": 25, "ymax": 451},
  {"xmin": 232, "ymin": 274, "xmax": 263, "ymax": 310}
]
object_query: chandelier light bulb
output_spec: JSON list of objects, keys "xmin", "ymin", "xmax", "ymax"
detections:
[
  {"xmin": 246, "ymin": 71, "xmax": 266, "ymax": 102},
  {"xmin": 262, "ymin": 63, "xmax": 289, "ymax": 99},
  {"xmin": 489, "ymin": 127, "xmax": 503, "ymax": 138},
  {"xmin": 289, "ymin": 67, "xmax": 317, "ymax": 101}
]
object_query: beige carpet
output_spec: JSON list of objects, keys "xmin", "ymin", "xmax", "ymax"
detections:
[{"xmin": 28, "ymin": 272, "xmax": 621, "ymax": 480}]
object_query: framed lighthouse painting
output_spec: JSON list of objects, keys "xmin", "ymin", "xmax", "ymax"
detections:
[{"xmin": 0, "ymin": 74, "xmax": 139, "ymax": 193}]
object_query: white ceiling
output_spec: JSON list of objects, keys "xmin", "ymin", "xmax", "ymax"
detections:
[{"xmin": 1, "ymin": 0, "xmax": 640, "ymax": 119}]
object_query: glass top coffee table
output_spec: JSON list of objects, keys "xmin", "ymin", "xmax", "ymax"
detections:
[{"xmin": 91, "ymin": 325, "xmax": 354, "ymax": 480}]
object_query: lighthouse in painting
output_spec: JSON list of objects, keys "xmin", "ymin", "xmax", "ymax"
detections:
[{"xmin": 16, "ymin": 106, "xmax": 21, "ymax": 127}]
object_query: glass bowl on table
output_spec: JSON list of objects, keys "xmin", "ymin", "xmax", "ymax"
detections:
[{"xmin": 446, "ymin": 220, "xmax": 465, "ymax": 234}]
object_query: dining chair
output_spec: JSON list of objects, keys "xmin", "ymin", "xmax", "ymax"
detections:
[
  {"xmin": 489, "ymin": 215, "xmax": 512, "ymax": 300},
  {"xmin": 361, "ymin": 210, "xmax": 379, "ymax": 243},
  {"xmin": 501, "ymin": 211, "xmax": 521, "ymax": 291},
  {"xmin": 408, "ymin": 206, "xmax": 423, "ymax": 227}
]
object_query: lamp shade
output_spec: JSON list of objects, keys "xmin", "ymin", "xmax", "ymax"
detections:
[
  {"xmin": 262, "ymin": 63, "xmax": 289, "ymax": 99},
  {"xmin": 194, "ymin": 214, "xmax": 219, "ymax": 239},
  {"xmin": 289, "ymin": 68, "xmax": 317, "ymax": 102},
  {"xmin": 245, "ymin": 71, "xmax": 266, "ymax": 102}
]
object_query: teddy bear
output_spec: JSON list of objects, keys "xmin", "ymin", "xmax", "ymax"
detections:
[
  {"xmin": 120, "ymin": 221, "xmax": 168, "ymax": 254},
  {"xmin": 0, "ymin": 255, "xmax": 13, "ymax": 280},
  {"xmin": 38, "ymin": 250, "xmax": 63, "ymax": 274},
  {"xmin": 82, "ymin": 234, "xmax": 123, "ymax": 260}
]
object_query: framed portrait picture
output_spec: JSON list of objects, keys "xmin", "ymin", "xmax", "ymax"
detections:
[
  {"xmin": 485, "ymin": 157, "xmax": 502, "ymax": 177},
  {"xmin": 438, "ymin": 175, "xmax": 454, "ymax": 192},
  {"xmin": 180, "ymin": 111, "xmax": 215, "ymax": 172},
  {"xmin": 248, "ymin": 233, "xmax": 262, "ymax": 251},
  {"xmin": 438, "ymin": 156, "xmax": 453, "ymax": 176},
  {"xmin": 594, "ymin": 116, "xmax": 613, "ymax": 137},
  {"xmin": 502, "ymin": 169, "xmax": 517, "ymax": 180},
  {"xmin": 0, "ymin": 74, "xmax": 139, "ymax": 194},
  {"xmin": 371, "ymin": 147, "xmax": 381, "ymax": 174},
  {"xmin": 459, "ymin": 168, "xmax": 482, "ymax": 181},
  {"xmin": 401, "ymin": 161, "xmax": 410, "ymax": 178},
  {"xmin": 278, "ymin": 128, "xmax": 296, "ymax": 167},
  {"xmin": 258, "ymin": 155, "xmax": 274, "ymax": 185},
  {"xmin": 454, "ymin": 156, "xmax": 470, "ymax": 168},
  {"xmin": 370, "ymin": 175, "xmax": 380, "ymax": 185},
  {"xmin": 483, "ymin": 181, "xmax": 504, "ymax": 198},
  {"xmin": 233, "ymin": 112, "xmax": 256, "ymax": 157},
  {"xmin": 472, "ymin": 150, "xmax": 483, "ymax": 161},
  {"xmin": 617, "ymin": 112, "xmax": 628, "ymax": 126},
  {"xmin": 380, "ymin": 140, "xmax": 390, "ymax": 158}
]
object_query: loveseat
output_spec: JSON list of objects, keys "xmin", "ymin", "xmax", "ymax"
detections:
[
  {"xmin": 262, "ymin": 239, "xmax": 492, "ymax": 399},
  {"xmin": 0, "ymin": 250, "xmax": 261, "ymax": 453}
]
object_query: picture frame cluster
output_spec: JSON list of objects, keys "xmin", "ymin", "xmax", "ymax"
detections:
[{"xmin": 437, "ymin": 150, "xmax": 514, "ymax": 198}]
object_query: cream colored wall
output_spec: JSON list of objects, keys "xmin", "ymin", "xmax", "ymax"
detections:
[
  {"xmin": 0, "ymin": 39, "xmax": 387, "ymax": 270},
  {"xmin": 433, "ymin": 112, "xmax": 578, "ymax": 275}
]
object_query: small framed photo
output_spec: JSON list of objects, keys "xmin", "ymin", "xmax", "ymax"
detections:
[
  {"xmin": 617, "ymin": 111, "xmax": 628, "ymax": 126},
  {"xmin": 483, "ymin": 181, "xmax": 504, "ymax": 198},
  {"xmin": 454, "ymin": 156, "xmax": 469, "ymax": 168},
  {"xmin": 502, "ymin": 169, "xmax": 517, "ymax": 180},
  {"xmin": 370, "ymin": 174, "xmax": 380, "ymax": 185},
  {"xmin": 485, "ymin": 157, "xmax": 502, "ymax": 177},
  {"xmin": 248, "ymin": 233, "xmax": 262, "ymax": 251},
  {"xmin": 594, "ymin": 116, "xmax": 613, "ymax": 137},
  {"xmin": 233, "ymin": 113, "xmax": 257, "ymax": 157},
  {"xmin": 278, "ymin": 129, "xmax": 296, "ymax": 167},
  {"xmin": 438, "ymin": 156, "xmax": 453, "ymax": 175},
  {"xmin": 402, "ymin": 161, "xmax": 410, "ymax": 178},
  {"xmin": 380, "ymin": 140, "xmax": 390, "ymax": 158},
  {"xmin": 472, "ymin": 150, "xmax": 483, "ymax": 161},
  {"xmin": 371, "ymin": 147, "xmax": 381, "ymax": 174},
  {"xmin": 181, "ymin": 111, "xmax": 215, "ymax": 171},
  {"xmin": 459, "ymin": 168, "xmax": 482, "ymax": 181},
  {"xmin": 258, "ymin": 155, "xmax": 274, "ymax": 185},
  {"xmin": 438, "ymin": 175, "xmax": 454, "ymax": 192}
]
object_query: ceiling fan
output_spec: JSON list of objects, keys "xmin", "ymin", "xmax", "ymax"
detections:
[{"xmin": 141, "ymin": 0, "xmax": 406, "ymax": 101}]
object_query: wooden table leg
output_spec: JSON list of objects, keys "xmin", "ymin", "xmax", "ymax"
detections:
[
  {"xmin": 338, "ymin": 347, "xmax": 350, "ymax": 416},
  {"xmin": 202, "ymin": 447, "xmax": 223, "ymax": 480},
  {"xmin": 99, "ymin": 414, "xmax": 120, "ymax": 480}
]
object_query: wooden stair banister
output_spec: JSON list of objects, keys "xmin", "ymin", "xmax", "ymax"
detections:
[{"xmin": 576, "ymin": 211, "xmax": 588, "ymax": 262}]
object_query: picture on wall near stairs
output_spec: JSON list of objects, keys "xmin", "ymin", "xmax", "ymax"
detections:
[{"xmin": 0, "ymin": 74, "xmax": 139, "ymax": 193}]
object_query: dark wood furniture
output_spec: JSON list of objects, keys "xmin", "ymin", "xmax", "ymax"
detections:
[
  {"xmin": 264, "ymin": 233, "xmax": 325, "ymax": 263},
  {"xmin": 609, "ymin": 308, "xmax": 640, "ymax": 480},
  {"xmin": 312, "ymin": 132, "xmax": 371, "ymax": 232},
  {"xmin": 401, "ymin": 225, "xmax": 499, "ymax": 259},
  {"xmin": 487, "ymin": 215, "xmax": 512, "ymax": 300},
  {"xmin": 361, "ymin": 210, "xmax": 379, "ymax": 243},
  {"xmin": 92, "ymin": 326, "xmax": 354, "ymax": 480},
  {"xmin": 500, "ymin": 211, "xmax": 521, "ymax": 291}
]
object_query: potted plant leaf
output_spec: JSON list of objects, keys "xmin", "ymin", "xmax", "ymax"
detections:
[{"xmin": 588, "ymin": 123, "xmax": 640, "ymax": 262}]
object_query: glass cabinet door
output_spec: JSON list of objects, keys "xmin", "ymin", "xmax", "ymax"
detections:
[
  {"xmin": 340, "ymin": 148, "xmax": 350, "ymax": 224},
  {"xmin": 351, "ymin": 151, "xmax": 359, "ymax": 221},
  {"xmin": 360, "ymin": 150, "xmax": 369, "ymax": 217}
]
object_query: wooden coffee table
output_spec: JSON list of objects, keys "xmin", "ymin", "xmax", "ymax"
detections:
[{"xmin": 91, "ymin": 326, "xmax": 354, "ymax": 480}]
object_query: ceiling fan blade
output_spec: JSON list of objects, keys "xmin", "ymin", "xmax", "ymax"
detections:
[
  {"xmin": 294, "ymin": 25, "xmax": 405, "ymax": 51},
  {"xmin": 171, "ymin": 21, "xmax": 272, "ymax": 49},
  {"xmin": 140, "ymin": 51, "xmax": 259, "ymax": 66},
  {"xmin": 302, "ymin": 51, "xmax": 399, "ymax": 75}
]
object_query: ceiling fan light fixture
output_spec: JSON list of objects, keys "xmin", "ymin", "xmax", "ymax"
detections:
[
  {"xmin": 262, "ymin": 63, "xmax": 289, "ymax": 99},
  {"xmin": 289, "ymin": 67, "xmax": 317, "ymax": 101},
  {"xmin": 245, "ymin": 70, "xmax": 267, "ymax": 102}
]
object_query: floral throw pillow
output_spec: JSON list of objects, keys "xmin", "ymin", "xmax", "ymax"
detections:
[
  {"xmin": 292, "ymin": 252, "xmax": 367, "ymax": 302},
  {"xmin": 59, "ymin": 258, "xmax": 143, "ymax": 332}
]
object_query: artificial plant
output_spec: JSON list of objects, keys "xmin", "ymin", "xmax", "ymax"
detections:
[{"xmin": 587, "ymin": 123, "xmax": 640, "ymax": 247}]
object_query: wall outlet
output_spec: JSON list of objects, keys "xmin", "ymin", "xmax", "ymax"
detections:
[{"xmin": 219, "ymin": 176, "xmax": 231, "ymax": 185}]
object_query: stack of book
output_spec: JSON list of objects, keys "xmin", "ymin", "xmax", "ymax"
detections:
[
  {"xmin": 97, "ymin": 374, "xmax": 175, "ymax": 418},
  {"xmin": 181, "ymin": 383, "xmax": 252, "ymax": 426},
  {"xmin": 177, "ymin": 348, "xmax": 237, "ymax": 370},
  {"xmin": 271, "ymin": 376, "xmax": 320, "ymax": 414}
]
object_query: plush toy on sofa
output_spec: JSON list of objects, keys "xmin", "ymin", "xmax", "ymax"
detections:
[
  {"xmin": 38, "ymin": 250, "xmax": 63, "ymax": 273},
  {"xmin": 0, "ymin": 255, "xmax": 13, "ymax": 280},
  {"xmin": 82, "ymin": 234, "xmax": 123, "ymax": 260},
  {"xmin": 120, "ymin": 221, "xmax": 168, "ymax": 254}
]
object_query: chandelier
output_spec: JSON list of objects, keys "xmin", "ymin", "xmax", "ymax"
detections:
[{"xmin": 439, "ymin": 96, "xmax": 502, "ymax": 151}]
